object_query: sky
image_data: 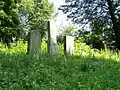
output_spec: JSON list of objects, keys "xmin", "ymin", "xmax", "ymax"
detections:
[
  {"xmin": 48, "ymin": 0, "xmax": 71, "ymax": 26},
  {"xmin": 48, "ymin": 0, "xmax": 65, "ymax": 9},
  {"xmin": 48, "ymin": 0, "xmax": 91, "ymax": 32},
  {"xmin": 48, "ymin": 0, "xmax": 90, "ymax": 31},
  {"xmin": 48, "ymin": 0, "xmax": 90, "ymax": 30}
]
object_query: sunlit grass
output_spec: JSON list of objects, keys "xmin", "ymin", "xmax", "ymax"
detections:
[{"xmin": 0, "ymin": 40, "xmax": 120, "ymax": 89}]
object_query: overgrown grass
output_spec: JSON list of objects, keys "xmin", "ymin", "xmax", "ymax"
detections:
[{"xmin": 0, "ymin": 41, "xmax": 120, "ymax": 89}]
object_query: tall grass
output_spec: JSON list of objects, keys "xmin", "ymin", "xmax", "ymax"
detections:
[{"xmin": 0, "ymin": 40, "xmax": 120, "ymax": 89}]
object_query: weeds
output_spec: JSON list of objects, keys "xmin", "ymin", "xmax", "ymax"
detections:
[{"xmin": 0, "ymin": 41, "xmax": 120, "ymax": 89}]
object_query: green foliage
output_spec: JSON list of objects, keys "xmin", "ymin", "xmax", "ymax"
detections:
[
  {"xmin": 91, "ymin": 19, "xmax": 115, "ymax": 44},
  {"xmin": 74, "ymin": 38, "xmax": 92, "ymax": 55},
  {"xmin": 64, "ymin": 25, "xmax": 77, "ymax": 36},
  {"xmin": 0, "ymin": 0, "xmax": 54, "ymax": 47},
  {"xmin": 0, "ymin": 41, "xmax": 120, "ymax": 89},
  {"xmin": 0, "ymin": 0, "xmax": 20, "ymax": 45},
  {"xmin": 57, "ymin": 25, "xmax": 77, "ymax": 44},
  {"xmin": 60, "ymin": 0, "xmax": 120, "ymax": 50},
  {"xmin": 83, "ymin": 34, "xmax": 104, "ymax": 50},
  {"xmin": 75, "ymin": 31, "xmax": 104, "ymax": 50},
  {"xmin": 59, "ymin": 25, "xmax": 77, "ymax": 36},
  {"xmin": 19, "ymin": 0, "xmax": 54, "ymax": 39},
  {"xmin": 57, "ymin": 36, "xmax": 64, "ymax": 44}
]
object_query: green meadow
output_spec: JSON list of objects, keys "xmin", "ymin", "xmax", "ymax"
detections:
[{"xmin": 0, "ymin": 40, "xmax": 120, "ymax": 90}]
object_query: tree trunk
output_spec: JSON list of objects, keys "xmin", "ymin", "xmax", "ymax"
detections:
[
  {"xmin": 115, "ymin": 22, "xmax": 120, "ymax": 50},
  {"xmin": 107, "ymin": 0, "xmax": 120, "ymax": 50}
]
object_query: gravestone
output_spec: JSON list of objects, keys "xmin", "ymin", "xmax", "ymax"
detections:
[
  {"xmin": 27, "ymin": 30, "xmax": 41, "ymax": 55},
  {"xmin": 64, "ymin": 36, "xmax": 74, "ymax": 55},
  {"xmin": 47, "ymin": 20, "xmax": 58, "ymax": 54}
]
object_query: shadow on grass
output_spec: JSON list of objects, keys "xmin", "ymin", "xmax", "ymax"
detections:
[{"xmin": 0, "ymin": 51, "xmax": 120, "ymax": 89}]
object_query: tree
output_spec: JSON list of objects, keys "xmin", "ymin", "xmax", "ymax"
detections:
[
  {"xmin": 60, "ymin": 0, "xmax": 120, "ymax": 50},
  {"xmin": 60, "ymin": 25, "xmax": 77, "ymax": 36},
  {"xmin": 57, "ymin": 25, "xmax": 77, "ymax": 44},
  {"xmin": 0, "ymin": 0, "xmax": 54, "ymax": 47},
  {"xmin": 19, "ymin": 0, "xmax": 54, "ymax": 40},
  {"xmin": 0, "ymin": 0, "xmax": 20, "ymax": 46}
]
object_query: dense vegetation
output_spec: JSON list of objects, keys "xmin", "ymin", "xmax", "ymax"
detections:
[
  {"xmin": 0, "ymin": 0, "xmax": 20, "ymax": 46},
  {"xmin": 0, "ymin": 0, "xmax": 53, "ymax": 45},
  {"xmin": 0, "ymin": 41, "xmax": 120, "ymax": 89},
  {"xmin": 60, "ymin": 0, "xmax": 120, "ymax": 50},
  {"xmin": 1, "ymin": 0, "xmax": 120, "ymax": 89}
]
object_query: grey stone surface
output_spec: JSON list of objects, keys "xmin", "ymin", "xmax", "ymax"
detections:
[
  {"xmin": 27, "ymin": 30, "xmax": 41, "ymax": 54},
  {"xmin": 64, "ymin": 36, "xmax": 74, "ymax": 55},
  {"xmin": 47, "ymin": 20, "xmax": 58, "ymax": 54}
]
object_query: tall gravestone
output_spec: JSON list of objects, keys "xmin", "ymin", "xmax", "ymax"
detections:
[
  {"xmin": 64, "ymin": 36, "xmax": 74, "ymax": 55},
  {"xmin": 47, "ymin": 20, "xmax": 58, "ymax": 54},
  {"xmin": 27, "ymin": 30, "xmax": 41, "ymax": 55}
]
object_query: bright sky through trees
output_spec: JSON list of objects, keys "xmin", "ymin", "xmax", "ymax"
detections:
[
  {"xmin": 48, "ymin": 0, "xmax": 70, "ymax": 26},
  {"xmin": 48, "ymin": 0, "xmax": 90, "ymax": 31}
]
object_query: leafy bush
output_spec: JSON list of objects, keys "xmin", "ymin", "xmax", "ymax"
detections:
[
  {"xmin": 80, "ymin": 34, "xmax": 104, "ymax": 50},
  {"xmin": 57, "ymin": 36, "xmax": 64, "ymax": 44},
  {"xmin": 74, "ymin": 38, "xmax": 92, "ymax": 55}
]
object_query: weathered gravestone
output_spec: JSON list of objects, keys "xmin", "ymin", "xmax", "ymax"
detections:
[
  {"xmin": 64, "ymin": 36, "xmax": 74, "ymax": 55},
  {"xmin": 27, "ymin": 30, "xmax": 41, "ymax": 55},
  {"xmin": 47, "ymin": 20, "xmax": 58, "ymax": 54}
]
